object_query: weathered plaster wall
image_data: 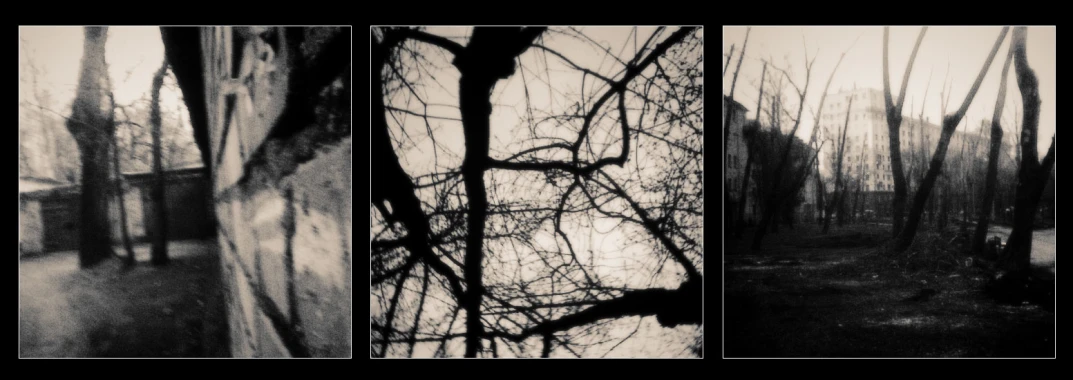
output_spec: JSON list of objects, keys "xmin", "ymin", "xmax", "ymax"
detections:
[
  {"xmin": 19, "ymin": 198, "xmax": 44, "ymax": 255},
  {"xmin": 200, "ymin": 26, "xmax": 351, "ymax": 358}
]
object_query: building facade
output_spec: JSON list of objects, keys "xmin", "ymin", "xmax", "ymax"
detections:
[
  {"xmin": 724, "ymin": 95, "xmax": 761, "ymax": 223},
  {"xmin": 816, "ymin": 88, "xmax": 987, "ymax": 217},
  {"xmin": 724, "ymin": 95, "xmax": 749, "ymax": 198},
  {"xmin": 163, "ymin": 26, "xmax": 352, "ymax": 358},
  {"xmin": 18, "ymin": 168, "xmax": 215, "ymax": 255}
]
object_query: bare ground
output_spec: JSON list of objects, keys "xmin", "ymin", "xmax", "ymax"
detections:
[
  {"xmin": 724, "ymin": 224, "xmax": 1055, "ymax": 358},
  {"xmin": 19, "ymin": 239, "xmax": 229, "ymax": 358}
]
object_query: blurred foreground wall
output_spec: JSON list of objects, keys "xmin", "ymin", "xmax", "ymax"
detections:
[{"xmin": 195, "ymin": 26, "xmax": 352, "ymax": 357}]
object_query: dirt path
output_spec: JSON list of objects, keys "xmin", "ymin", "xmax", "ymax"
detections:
[
  {"xmin": 984, "ymin": 226, "xmax": 1056, "ymax": 270},
  {"xmin": 19, "ymin": 240, "xmax": 228, "ymax": 357},
  {"xmin": 19, "ymin": 253, "xmax": 89, "ymax": 357}
]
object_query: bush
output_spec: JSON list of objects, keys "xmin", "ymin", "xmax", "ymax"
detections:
[{"xmin": 887, "ymin": 230, "xmax": 972, "ymax": 274}]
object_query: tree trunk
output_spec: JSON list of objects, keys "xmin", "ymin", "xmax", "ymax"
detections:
[
  {"xmin": 735, "ymin": 140, "xmax": 754, "ymax": 238},
  {"xmin": 997, "ymin": 27, "xmax": 1056, "ymax": 277},
  {"xmin": 823, "ymin": 98, "xmax": 853, "ymax": 234},
  {"xmin": 454, "ymin": 27, "xmax": 547, "ymax": 357},
  {"xmin": 110, "ymin": 93, "xmax": 136, "ymax": 267},
  {"xmin": 823, "ymin": 189, "xmax": 838, "ymax": 234},
  {"xmin": 67, "ymin": 26, "xmax": 115, "ymax": 269},
  {"xmin": 150, "ymin": 59, "xmax": 169, "ymax": 266},
  {"xmin": 816, "ymin": 170, "xmax": 826, "ymax": 226},
  {"xmin": 851, "ymin": 183, "xmax": 862, "ymax": 224},
  {"xmin": 883, "ymin": 27, "xmax": 927, "ymax": 239},
  {"xmin": 751, "ymin": 57, "xmax": 819, "ymax": 250},
  {"xmin": 971, "ymin": 118, "xmax": 1004, "ymax": 255}
]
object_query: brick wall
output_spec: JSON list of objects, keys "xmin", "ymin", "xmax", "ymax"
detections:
[{"xmin": 199, "ymin": 26, "xmax": 351, "ymax": 358}]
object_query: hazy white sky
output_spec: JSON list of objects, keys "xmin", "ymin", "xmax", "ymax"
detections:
[
  {"xmin": 723, "ymin": 26, "xmax": 1056, "ymax": 158},
  {"xmin": 19, "ymin": 26, "xmax": 185, "ymax": 117}
]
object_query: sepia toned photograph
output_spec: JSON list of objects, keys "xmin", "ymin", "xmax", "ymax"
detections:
[
  {"xmin": 723, "ymin": 26, "xmax": 1054, "ymax": 358},
  {"xmin": 18, "ymin": 26, "xmax": 352, "ymax": 358},
  {"xmin": 371, "ymin": 26, "xmax": 702, "ymax": 358}
]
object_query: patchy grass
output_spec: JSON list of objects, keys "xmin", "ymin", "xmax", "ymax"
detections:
[
  {"xmin": 19, "ymin": 240, "xmax": 229, "ymax": 358},
  {"xmin": 725, "ymin": 224, "xmax": 1054, "ymax": 358}
]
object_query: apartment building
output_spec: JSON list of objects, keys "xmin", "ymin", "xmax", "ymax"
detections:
[{"xmin": 818, "ymin": 88, "xmax": 987, "ymax": 190}]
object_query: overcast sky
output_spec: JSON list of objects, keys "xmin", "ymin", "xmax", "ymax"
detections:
[
  {"xmin": 723, "ymin": 26, "xmax": 1056, "ymax": 158},
  {"xmin": 19, "ymin": 26, "xmax": 185, "ymax": 118}
]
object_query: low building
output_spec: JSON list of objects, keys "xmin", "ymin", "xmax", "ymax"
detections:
[
  {"xmin": 19, "ymin": 177, "xmax": 70, "ymax": 255},
  {"xmin": 18, "ymin": 167, "xmax": 215, "ymax": 255}
]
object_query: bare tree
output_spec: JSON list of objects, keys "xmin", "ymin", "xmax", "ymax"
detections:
[
  {"xmin": 149, "ymin": 59, "xmax": 169, "ymax": 266},
  {"xmin": 893, "ymin": 27, "xmax": 1009, "ymax": 252},
  {"xmin": 750, "ymin": 35, "xmax": 854, "ymax": 248},
  {"xmin": 66, "ymin": 27, "xmax": 116, "ymax": 268},
  {"xmin": 995, "ymin": 27, "xmax": 1056, "ymax": 278},
  {"xmin": 109, "ymin": 92, "xmax": 136, "ymax": 266},
  {"xmin": 372, "ymin": 27, "xmax": 702, "ymax": 358},
  {"xmin": 969, "ymin": 39, "xmax": 1008, "ymax": 256},
  {"xmin": 750, "ymin": 49, "xmax": 816, "ymax": 249},
  {"xmin": 823, "ymin": 98, "xmax": 852, "ymax": 234},
  {"xmin": 723, "ymin": 44, "xmax": 735, "ymax": 78},
  {"xmin": 882, "ymin": 26, "xmax": 927, "ymax": 238}
]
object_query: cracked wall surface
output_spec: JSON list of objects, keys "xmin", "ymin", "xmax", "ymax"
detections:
[{"xmin": 198, "ymin": 26, "xmax": 351, "ymax": 358}]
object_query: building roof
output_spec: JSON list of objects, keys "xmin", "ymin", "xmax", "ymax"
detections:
[
  {"xmin": 20, "ymin": 167, "xmax": 208, "ymax": 201},
  {"xmin": 123, "ymin": 166, "xmax": 207, "ymax": 183},
  {"xmin": 18, "ymin": 177, "xmax": 70, "ymax": 194},
  {"xmin": 724, "ymin": 95, "xmax": 748, "ymax": 113}
]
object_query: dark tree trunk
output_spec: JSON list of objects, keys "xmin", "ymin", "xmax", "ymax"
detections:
[
  {"xmin": 836, "ymin": 184, "xmax": 847, "ymax": 227},
  {"xmin": 823, "ymin": 189, "xmax": 838, "ymax": 234},
  {"xmin": 997, "ymin": 27, "xmax": 1056, "ymax": 278},
  {"xmin": 823, "ymin": 98, "xmax": 853, "ymax": 234},
  {"xmin": 735, "ymin": 138, "xmax": 754, "ymax": 238},
  {"xmin": 150, "ymin": 60, "xmax": 169, "ymax": 266},
  {"xmin": 883, "ymin": 27, "xmax": 927, "ymax": 239},
  {"xmin": 751, "ymin": 66, "xmax": 815, "ymax": 249},
  {"xmin": 454, "ymin": 27, "xmax": 547, "ymax": 357},
  {"xmin": 816, "ymin": 170, "xmax": 826, "ymax": 226},
  {"xmin": 110, "ymin": 93, "xmax": 136, "ymax": 267},
  {"xmin": 67, "ymin": 26, "xmax": 114, "ymax": 268},
  {"xmin": 76, "ymin": 142, "xmax": 114, "ymax": 268},
  {"xmin": 851, "ymin": 183, "xmax": 862, "ymax": 224},
  {"xmin": 972, "ymin": 118, "xmax": 1005, "ymax": 255}
]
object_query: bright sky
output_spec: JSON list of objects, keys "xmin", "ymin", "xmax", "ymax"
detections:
[
  {"xmin": 723, "ymin": 26, "xmax": 1056, "ymax": 159},
  {"xmin": 19, "ymin": 26, "xmax": 185, "ymax": 118}
]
